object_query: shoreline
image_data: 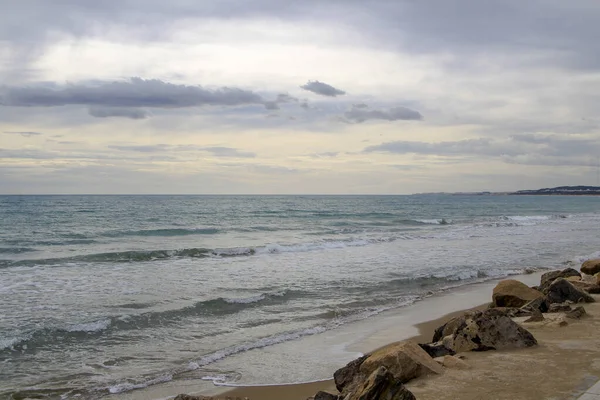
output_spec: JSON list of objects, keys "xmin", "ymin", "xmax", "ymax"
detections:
[
  {"xmin": 136, "ymin": 272, "xmax": 542, "ymax": 400},
  {"xmin": 220, "ymin": 303, "xmax": 490, "ymax": 400}
]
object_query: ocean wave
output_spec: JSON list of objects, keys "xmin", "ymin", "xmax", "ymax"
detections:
[
  {"xmin": 0, "ymin": 247, "xmax": 37, "ymax": 254},
  {"xmin": 0, "ymin": 290, "xmax": 299, "ymax": 354},
  {"xmin": 188, "ymin": 326, "xmax": 328, "ymax": 371},
  {"xmin": 108, "ymin": 374, "xmax": 173, "ymax": 394},
  {"xmin": 0, "ymin": 238, "xmax": 397, "ymax": 268},
  {"xmin": 103, "ymin": 227, "xmax": 220, "ymax": 238}
]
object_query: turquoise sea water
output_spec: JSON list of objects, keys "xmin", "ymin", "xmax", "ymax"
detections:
[{"xmin": 1, "ymin": 195, "xmax": 599, "ymax": 398}]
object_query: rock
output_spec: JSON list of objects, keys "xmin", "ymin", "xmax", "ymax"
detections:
[
  {"xmin": 418, "ymin": 342, "xmax": 456, "ymax": 358},
  {"xmin": 333, "ymin": 355, "xmax": 367, "ymax": 393},
  {"xmin": 582, "ymin": 259, "xmax": 600, "ymax": 275},
  {"xmin": 546, "ymin": 278, "xmax": 595, "ymax": 305},
  {"xmin": 521, "ymin": 297, "xmax": 548, "ymax": 313},
  {"xmin": 345, "ymin": 366, "xmax": 416, "ymax": 400},
  {"xmin": 566, "ymin": 276, "xmax": 582, "ymax": 282},
  {"xmin": 548, "ymin": 303, "xmax": 572, "ymax": 313},
  {"xmin": 432, "ymin": 309, "xmax": 537, "ymax": 353},
  {"xmin": 492, "ymin": 279, "xmax": 544, "ymax": 308},
  {"xmin": 540, "ymin": 268, "xmax": 581, "ymax": 292},
  {"xmin": 174, "ymin": 396, "xmax": 248, "ymax": 400},
  {"xmin": 566, "ymin": 306, "xmax": 587, "ymax": 319},
  {"xmin": 524, "ymin": 309, "xmax": 544, "ymax": 322},
  {"xmin": 569, "ymin": 280, "xmax": 600, "ymax": 294},
  {"xmin": 359, "ymin": 341, "xmax": 443, "ymax": 385},
  {"xmin": 313, "ymin": 391, "xmax": 340, "ymax": 400},
  {"xmin": 433, "ymin": 355, "xmax": 471, "ymax": 370}
]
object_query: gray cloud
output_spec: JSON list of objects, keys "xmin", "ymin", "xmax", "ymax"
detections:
[
  {"xmin": 109, "ymin": 144, "xmax": 169, "ymax": 153},
  {"xmin": 0, "ymin": 77, "xmax": 268, "ymax": 110},
  {"xmin": 300, "ymin": 81, "xmax": 346, "ymax": 97},
  {"xmin": 201, "ymin": 146, "xmax": 256, "ymax": 158},
  {"xmin": 363, "ymin": 135, "xmax": 600, "ymax": 166},
  {"xmin": 310, "ymin": 152, "xmax": 339, "ymax": 158},
  {"xmin": 89, "ymin": 106, "xmax": 150, "ymax": 119},
  {"xmin": 4, "ymin": 131, "xmax": 43, "ymax": 137},
  {"xmin": 344, "ymin": 105, "xmax": 423, "ymax": 123},
  {"xmin": 108, "ymin": 144, "xmax": 256, "ymax": 158}
]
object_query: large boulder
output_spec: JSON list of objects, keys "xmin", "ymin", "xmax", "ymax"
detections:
[
  {"xmin": 569, "ymin": 280, "xmax": 600, "ymax": 294},
  {"xmin": 313, "ymin": 391, "xmax": 340, "ymax": 400},
  {"xmin": 432, "ymin": 308, "xmax": 537, "ymax": 353},
  {"xmin": 546, "ymin": 278, "xmax": 595, "ymax": 305},
  {"xmin": 418, "ymin": 342, "xmax": 455, "ymax": 358},
  {"xmin": 345, "ymin": 366, "xmax": 416, "ymax": 400},
  {"xmin": 521, "ymin": 297, "xmax": 548, "ymax": 313},
  {"xmin": 492, "ymin": 279, "xmax": 543, "ymax": 308},
  {"xmin": 540, "ymin": 268, "xmax": 581, "ymax": 292},
  {"xmin": 333, "ymin": 355, "xmax": 367, "ymax": 393},
  {"xmin": 582, "ymin": 259, "xmax": 600, "ymax": 275},
  {"xmin": 359, "ymin": 341, "xmax": 443, "ymax": 384}
]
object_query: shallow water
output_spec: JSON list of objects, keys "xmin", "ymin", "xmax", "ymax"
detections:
[{"xmin": 1, "ymin": 195, "xmax": 599, "ymax": 398}]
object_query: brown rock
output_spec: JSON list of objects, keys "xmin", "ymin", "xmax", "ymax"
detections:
[
  {"xmin": 540, "ymin": 268, "xmax": 581, "ymax": 293},
  {"xmin": 569, "ymin": 280, "xmax": 600, "ymax": 294},
  {"xmin": 548, "ymin": 303, "xmax": 572, "ymax": 313},
  {"xmin": 345, "ymin": 366, "xmax": 416, "ymax": 400},
  {"xmin": 582, "ymin": 259, "xmax": 600, "ymax": 275},
  {"xmin": 524, "ymin": 309, "xmax": 544, "ymax": 322},
  {"xmin": 333, "ymin": 355, "xmax": 367, "ymax": 393},
  {"xmin": 521, "ymin": 297, "xmax": 548, "ymax": 313},
  {"xmin": 566, "ymin": 276, "xmax": 582, "ymax": 282},
  {"xmin": 359, "ymin": 341, "xmax": 443, "ymax": 384},
  {"xmin": 433, "ymin": 309, "xmax": 537, "ymax": 353},
  {"xmin": 313, "ymin": 391, "xmax": 340, "ymax": 400},
  {"xmin": 566, "ymin": 306, "xmax": 587, "ymax": 319},
  {"xmin": 174, "ymin": 396, "xmax": 248, "ymax": 400},
  {"xmin": 434, "ymin": 355, "xmax": 471, "ymax": 370},
  {"xmin": 546, "ymin": 278, "xmax": 595, "ymax": 304},
  {"xmin": 492, "ymin": 279, "xmax": 544, "ymax": 308},
  {"xmin": 418, "ymin": 342, "xmax": 456, "ymax": 358}
]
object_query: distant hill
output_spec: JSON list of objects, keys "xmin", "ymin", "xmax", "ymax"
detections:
[{"xmin": 512, "ymin": 186, "xmax": 600, "ymax": 195}]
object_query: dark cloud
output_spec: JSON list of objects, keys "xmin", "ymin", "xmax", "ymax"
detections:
[
  {"xmin": 0, "ymin": 77, "xmax": 268, "ymax": 110},
  {"xmin": 3, "ymin": 131, "xmax": 43, "ymax": 137},
  {"xmin": 300, "ymin": 81, "xmax": 346, "ymax": 97},
  {"xmin": 89, "ymin": 106, "xmax": 150, "ymax": 119},
  {"xmin": 263, "ymin": 101, "xmax": 279, "ymax": 110},
  {"xmin": 344, "ymin": 105, "xmax": 423, "ymax": 123}
]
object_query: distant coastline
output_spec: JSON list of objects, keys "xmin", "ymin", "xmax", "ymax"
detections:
[
  {"xmin": 416, "ymin": 186, "xmax": 600, "ymax": 196},
  {"xmin": 510, "ymin": 185, "xmax": 600, "ymax": 195}
]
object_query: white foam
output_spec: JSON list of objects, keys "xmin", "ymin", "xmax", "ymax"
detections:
[
  {"xmin": 0, "ymin": 335, "xmax": 26, "ymax": 350},
  {"xmin": 415, "ymin": 219, "xmax": 447, "ymax": 225},
  {"xmin": 66, "ymin": 319, "xmax": 111, "ymax": 333},
  {"xmin": 108, "ymin": 374, "xmax": 173, "ymax": 394},
  {"xmin": 223, "ymin": 294, "xmax": 266, "ymax": 304},
  {"xmin": 571, "ymin": 251, "xmax": 600, "ymax": 264},
  {"xmin": 188, "ymin": 326, "xmax": 328, "ymax": 370}
]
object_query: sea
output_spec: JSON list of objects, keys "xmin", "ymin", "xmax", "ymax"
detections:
[{"xmin": 1, "ymin": 194, "xmax": 599, "ymax": 399}]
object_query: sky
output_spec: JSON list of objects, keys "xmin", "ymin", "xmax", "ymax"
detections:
[{"xmin": 1, "ymin": 1, "xmax": 600, "ymax": 194}]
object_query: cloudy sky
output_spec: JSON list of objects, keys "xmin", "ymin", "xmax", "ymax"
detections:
[{"xmin": 1, "ymin": 0, "xmax": 600, "ymax": 194}]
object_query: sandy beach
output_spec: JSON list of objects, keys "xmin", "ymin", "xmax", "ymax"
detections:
[{"xmin": 178, "ymin": 271, "xmax": 600, "ymax": 400}]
